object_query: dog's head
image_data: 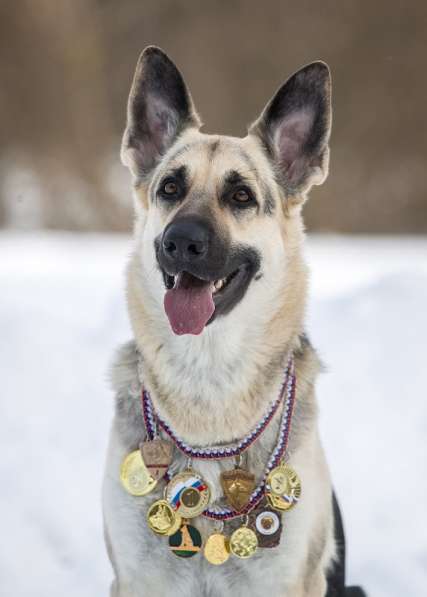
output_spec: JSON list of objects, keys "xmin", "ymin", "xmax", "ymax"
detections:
[{"xmin": 122, "ymin": 47, "xmax": 331, "ymax": 337}]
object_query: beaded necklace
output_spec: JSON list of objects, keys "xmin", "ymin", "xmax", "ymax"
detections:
[
  {"xmin": 142, "ymin": 356, "xmax": 293, "ymax": 460},
  {"xmin": 141, "ymin": 359, "xmax": 296, "ymax": 520},
  {"xmin": 120, "ymin": 355, "xmax": 301, "ymax": 563}
]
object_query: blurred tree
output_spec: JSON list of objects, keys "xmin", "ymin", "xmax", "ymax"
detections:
[{"xmin": 0, "ymin": 0, "xmax": 426, "ymax": 232}]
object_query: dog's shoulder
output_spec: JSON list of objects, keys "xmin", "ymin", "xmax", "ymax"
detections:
[
  {"xmin": 288, "ymin": 333, "xmax": 323, "ymax": 449},
  {"xmin": 294, "ymin": 332, "xmax": 323, "ymax": 390},
  {"xmin": 111, "ymin": 339, "xmax": 140, "ymax": 396},
  {"xmin": 110, "ymin": 340, "xmax": 145, "ymax": 447}
]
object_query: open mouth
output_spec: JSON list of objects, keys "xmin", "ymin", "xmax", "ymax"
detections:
[
  {"xmin": 163, "ymin": 268, "xmax": 241, "ymax": 295},
  {"xmin": 161, "ymin": 264, "xmax": 254, "ymax": 335}
]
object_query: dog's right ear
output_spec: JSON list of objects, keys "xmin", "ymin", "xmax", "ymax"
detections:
[{"xmin": 121, "ymin": 46, "xmax": 201, "ymax": 179}]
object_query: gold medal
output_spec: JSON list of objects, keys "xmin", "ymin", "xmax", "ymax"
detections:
[
  {"xmin": 147, "ymin": 499, "xmax": 182, "ymax": 536},
  {"xmin": 140, "ymin": 439, "xmax": 173, "ymax": 481},
  {"xmin": 165, "ymin": 471, "xmax": 210, "ymax": 518},
  {"xmin": 220, "ymin": 468, "xmax": 256, "ymax": 512},
  {"xmin": 204, "ymin": 533, "xmax": 230, "ymax": 565},
  {"xmin": 120, "ymin": 450, "xmax": 157, "ymax": 496},
  {"xmin": 266, "ymin": 463, "xmax": 301, "ymax": 511},
  {"xmin": 229, "ymin": 526, "xmax": 258, "ymax": 559}
]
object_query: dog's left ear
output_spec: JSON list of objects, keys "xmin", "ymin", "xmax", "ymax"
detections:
[
  {"xmin": 249, "ymin": 61, "xmax": 332, "ymax": 199},
  {"xmin": 121, "ymin": 46, "xmax": 201, "ymax": 179}
]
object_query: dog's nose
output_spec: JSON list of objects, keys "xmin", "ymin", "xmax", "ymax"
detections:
[{"xmin": 162, "ymin": 219, "xmax": 209, "ymax": 263}]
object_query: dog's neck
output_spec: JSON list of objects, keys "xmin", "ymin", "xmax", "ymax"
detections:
[{"xmin": 126, "ymin": 248, "xmax": 307, "ymax": 445}]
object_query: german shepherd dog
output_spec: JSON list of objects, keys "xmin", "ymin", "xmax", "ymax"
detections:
[{"xmin": 103, "ymin": 47, "xmax": 365, "ymax": 597}]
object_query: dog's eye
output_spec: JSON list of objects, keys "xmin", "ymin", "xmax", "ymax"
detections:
[
  {"xmin": 163, "ymin": 181, "xmax": 178, "ymax": 195},
  {"xmin": 157, "ymin": 168, "xmax": 187, "ymax": 204},
  {"xmin": 232, "ymin": 188, "xmax": 253, "ymax": 204}
]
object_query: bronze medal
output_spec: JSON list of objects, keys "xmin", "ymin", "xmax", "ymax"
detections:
[
  {"xmin": 120, "ymin": 450, "xmax": 157, "ymax": 496},
  {"xmin": 147, "ymin": 499, "xmax": 182, "ymax": 536},
  {"xmin": 140, "ymin": 439, "xmax": 173, "ymax": 481},
  {"xmin": 220, "ymin": 468, "xmax": 256, "ymax": 512},
  {"xmin": 229, "ymin": 526, "xmax": 258, "ymax": 559},
  {"xmin": 204, "ymin": 533, "xmax": 230, "ymax": 565},
  {"xmin": 249, "ymin": 503, "xmax": 282, "ymax": 548},
  {"xmin": 266, "ymin": 463, "xmax": 301, "ymax": 511}
]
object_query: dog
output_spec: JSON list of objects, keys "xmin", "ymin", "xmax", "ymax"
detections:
[{"xmin": 102, "ymin": 46, "xmax": 365, "ymax": 597}]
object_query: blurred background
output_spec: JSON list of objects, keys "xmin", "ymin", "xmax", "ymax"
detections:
[
  {"xmin": 1, "ymin": 0, "xmax": 426, "ymax": 233},
  {"xmin": 0, "ymin": 3, "xmax": 426, "ymax": 597}
]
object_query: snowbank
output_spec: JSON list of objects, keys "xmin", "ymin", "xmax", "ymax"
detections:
[{"xmin": 0, "ymin": 232, "xmax": 425, "ymax": 597}]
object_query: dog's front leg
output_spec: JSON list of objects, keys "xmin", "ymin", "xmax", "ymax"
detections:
[
  {"xmin": 103, "ymin": 435, "xmax": 164, "ymax": 597},
  {"xmin": 110, "ymin": 580, "xmax": 141, "ymax": 597},
  {"xmin": 284, "ymin": 568, "xmax": 327, "ymax": 597},
  {"xmin": 304, "ymin": 568, "xmax": 328, "ymax": 597},
  {"xmin": 105, "ymin": 523, "xmax": 136, "ymax": 597},
  {"xmin": 109, "ymin": 579, "xmax": 119, "ymax": 597}
]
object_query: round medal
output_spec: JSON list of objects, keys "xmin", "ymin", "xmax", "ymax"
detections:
[
  {"xmin": 168, "ymin": 523, "xmax": 202, "ymax": 558},
  {"xmin": 165, "ymin": 471, "xmax": 210, "ymax": 518},
  {"xmin": 249, "ymin": 504, "xmax": 283, "ymax": 548},
  {"xmin": 147, "ymin": 499, "xmax": 182, "ymax": 536},
  {"xmin": 266, "ymin": 492, "xmax": 295, "ymax": 512},
  {"xmin": 266, "ymin": 463, "xmax": 301, "ymax": 510},
  {"xmin": 229, "ymin": 526, "xmax": 258, "ymax": 559},
  {"xmin": 204, "ymin": 533, "xmax": 230, "ymax": 565},
  {"xmin": 120, "ymin": 450, "xmax": 157, "ymax": 496},
  {"xmin": 255, "ymin": 511, "xmax": 280, "ymax": 536}
]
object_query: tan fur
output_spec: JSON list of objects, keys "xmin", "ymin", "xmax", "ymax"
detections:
[
  {"xmin": 103, "ymin": 50, "xmax": 336, "ymax": 597},
  {"xmin": 125, "ymin": 130, "xmax": 311, "ymax": 443}
]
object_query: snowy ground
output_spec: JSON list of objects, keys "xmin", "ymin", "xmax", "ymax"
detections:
[{"xmin": 0, "ymin": 232, "xmax": 426, "ymax": 597}]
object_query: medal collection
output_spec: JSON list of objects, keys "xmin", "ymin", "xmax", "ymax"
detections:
[{"xmin": 119, "ymin": 357, "xmax": 301, "ymax": 564}]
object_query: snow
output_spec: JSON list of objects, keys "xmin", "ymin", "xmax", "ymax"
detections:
[{"xmin": 0, "ymin": 231, "xmax": 426, "ymax": 597}]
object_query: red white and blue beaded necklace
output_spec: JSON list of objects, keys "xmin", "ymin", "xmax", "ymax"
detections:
[{"xmin": 141, "ymin": 356, "xmax": 297, "ymax": 520}]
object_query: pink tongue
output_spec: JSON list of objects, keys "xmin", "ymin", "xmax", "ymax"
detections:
[{"xmin": 164, "ymin": 273, "xmax": 215, "ymax": 335}]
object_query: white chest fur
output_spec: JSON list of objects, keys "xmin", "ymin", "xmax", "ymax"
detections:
[{"xmin": 102, "ymin": 342, "xmax": 335, "ymax": 597}]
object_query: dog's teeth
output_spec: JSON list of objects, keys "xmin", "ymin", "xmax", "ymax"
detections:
[{"xmin": 214, "ymin": 279, "xmax": 224, "ymax": 291}]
